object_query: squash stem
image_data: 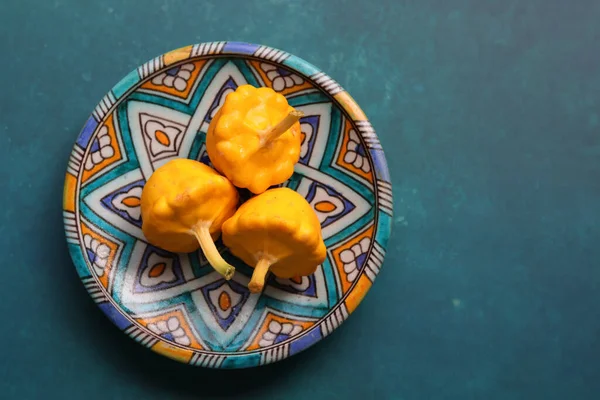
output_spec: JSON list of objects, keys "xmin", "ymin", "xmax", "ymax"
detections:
[
  {"xmin": 192, "ymin": 226, "xmax": 235, "ymax": 280},
  {"xmin": 249, "ymin": 257, "xmax": 272, "ymax": 293},
  {"xmin": 262, "ymin": 110, "xmax": 304, "ymax": 144}
]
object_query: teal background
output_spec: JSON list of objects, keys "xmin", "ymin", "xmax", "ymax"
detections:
[{"xmin": 1, "ymin": 0, "xmax": 599, "ymax": 398}]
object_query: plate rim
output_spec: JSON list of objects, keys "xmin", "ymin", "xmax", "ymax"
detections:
[{"xmin": 63, "ymin": 41, "xmax": 393, "ymax": 369}]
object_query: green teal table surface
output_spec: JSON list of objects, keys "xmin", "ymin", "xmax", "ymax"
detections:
[{"xmin": 2, "ymin": 0, "xmax": 599, "ymax": 398}]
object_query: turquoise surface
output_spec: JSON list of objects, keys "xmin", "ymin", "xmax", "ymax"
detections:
[{"xmin": 1, "ymin": 0, "xmax": 599, "ymax": 398}]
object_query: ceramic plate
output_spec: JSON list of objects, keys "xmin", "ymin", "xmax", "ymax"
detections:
[{"xmin": 63, "ymin": 42, "xmax": 393, "ymax": 368}]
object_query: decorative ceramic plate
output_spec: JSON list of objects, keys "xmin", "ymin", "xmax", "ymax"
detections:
[{"xmin": 63, "ymin": 42, "xmax": 393, "ymax": 368}]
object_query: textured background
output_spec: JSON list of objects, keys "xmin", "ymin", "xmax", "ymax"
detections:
[{"xmin": 1, "ymin": 0, "xmax": 600, "ymax": 399}]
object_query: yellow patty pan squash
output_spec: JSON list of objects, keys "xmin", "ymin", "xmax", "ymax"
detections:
[
  {"xmin": 222, "ymin": 187, "xmax": 326, "ymax": 293},
  {"xmin": 140, "ymin": 158, "xmax": 238, "ymax": 280},
  {"xmin": 206, "ymin": 84, "xmax": 303, "ymax": 194}
]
